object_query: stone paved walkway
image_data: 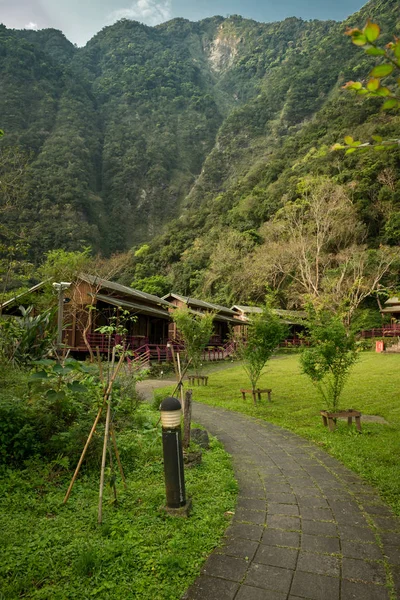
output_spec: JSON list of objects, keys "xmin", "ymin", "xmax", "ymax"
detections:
[
  {"xmin": 136, "ymin": 381, "xmax": 400, "ymax": 600},
  {"xmin": 184, "ymin": 404, "xmax": 400, "ymax": 600}
]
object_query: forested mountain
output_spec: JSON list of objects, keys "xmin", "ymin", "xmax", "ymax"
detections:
[{"xmin": 1, "ymin": 0, "xmax": 400, "ymax": 306}]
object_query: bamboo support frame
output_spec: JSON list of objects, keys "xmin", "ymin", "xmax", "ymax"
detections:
[{"xmin": 63, "ymin": 350, "xmax": 126, "ymax": 505}]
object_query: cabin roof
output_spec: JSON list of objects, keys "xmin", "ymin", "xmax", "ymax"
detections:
[
  {"xmin": 231, "ymin": 305, "xmax": 307, "ymax": 324},
  {"xmin": 384, "ymin": 297, "xmax": 400, "ymax": 306},
  {"xmin": 93, "ymin": 294, "xmax": 171, "ymax": 319},
  {"xmin": 231, "ymin": 305, "xmax": 263, "ymax": 314},
  {"xmin": 381, "ymin": 306, "xmax": 400, "ymax": 314},
  {"xmin": 81, "ymin": 274, "xmax": 173, "ymax": 308},
  {"xmin": 163, "ymin": 293, "xmax": 236, "ymax": 315},
  {"xmin": 0, "ymin": 280, "xmax": 48, "ymax": 310}
]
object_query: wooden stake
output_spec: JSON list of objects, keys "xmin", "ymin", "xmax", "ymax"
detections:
[
  {"xmin": 108, "ymin": 440, "xmax": 117, "ymax": 504},
  {"xmin": 98, "ymin": 391, "xmax": 112, "ymax": 524},
  {"xmin": 177, "ymin": 352, "xmax": 185, "ymax": 413},
  {"xmin": 110, "ymin": 424, "xmax": 127, "ymax": 488},
  {"xmin": 62, "ymin": 400, "xmax": 106, "ymax": 504},
  {"xmin": 171, "ymin": 357, "xmax": 192, "ymax": 397},
  {"xmin": 96, "ymin": 346, "xmax": 104, "ymax": 384},
  {"xmin": 183, "ymin": 389, "xmax": 192, "ymax": 449}
]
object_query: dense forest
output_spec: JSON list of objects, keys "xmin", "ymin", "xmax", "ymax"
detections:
[{"xmin": 1, "ymin": 0, "xmax": 400, "ymax": 312}]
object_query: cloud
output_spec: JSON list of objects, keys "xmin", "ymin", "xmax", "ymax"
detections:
[
  {"xmin": 108, "ymin": 0, "xmax": 172, "ymax": 26},
  {"xmin": 24, "ymin": 22, "xmax": 39, "ymax": 30}
]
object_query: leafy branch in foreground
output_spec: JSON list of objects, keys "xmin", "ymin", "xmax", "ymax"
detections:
[{"xmin": 333, "ymin": 19, "xmax": 400, "ymax": 153}]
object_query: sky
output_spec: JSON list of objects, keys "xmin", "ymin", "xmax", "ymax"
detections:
[{"xmin": 0, "ymin": 0, "xmax": 367, "ymax": 47}]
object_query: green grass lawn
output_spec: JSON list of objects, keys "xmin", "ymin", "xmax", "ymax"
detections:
[
  {"xmin": 161, "ymin": 352, "xmax": 400, "ymax": 515},
  {"xmin": 0, "ymin": 404, "xmax": 237, "ymax": 600}
]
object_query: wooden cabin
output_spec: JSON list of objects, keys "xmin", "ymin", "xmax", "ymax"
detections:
[
  {"xmin": 62, "ymin": 275, "xmax": 173, "ymax": 352},
  {"xmin": 163, "ymin": 293, "xmax": 238, "ymax": 346}
]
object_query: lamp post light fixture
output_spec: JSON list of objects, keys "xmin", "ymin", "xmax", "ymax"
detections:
[
  {"xmin": 53, "ymin": 282, "xmax": 71, "ymax": 347},
  {"xmin": 159, "ymin": 396, "xmax": 191, "ymax": 516}
]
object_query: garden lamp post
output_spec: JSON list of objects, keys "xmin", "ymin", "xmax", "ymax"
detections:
[{"xmin": 160, "ymin": 396, "xmax": 189, "ymax": 513}]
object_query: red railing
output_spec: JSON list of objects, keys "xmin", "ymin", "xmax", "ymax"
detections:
[
  {"xmin": 360, "ymin": 326, "xmax": 400, "ymax": 339},
  {"xmin": 86, "ymin": 333, "xmax": 149, "ymax": 352}
]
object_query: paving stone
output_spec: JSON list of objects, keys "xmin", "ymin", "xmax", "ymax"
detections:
[
  {"xmin": 218, "ymin": 538, "xmax": 259, "ymax": 561},
  {"xmin": 266, "ymin": 493, "xmax": 298, "ymax": 504},
  {"xmin": 235, "ymin": 585, "xmax": 287, "ymax": 600},
  {"xmin": 337, "ymin": 524, "xmax": 376, "ymax": 543},
  {"xmin": 226, "ymin": 523, "xmax": 264, "ymax": 541},
  {"xmin": 301, "ymin": 520, "xmax": 338, "ymax": 538},
  {"xmin": 298, "ymin": 496, "xmax": 329, "ymax": 508},
  {"xmin": 297, "ymin": 552, "xmax": 340, "ymax": 577},
  {"xmin": 342, "ymin": 558, "xmax": 386, "ymax": 585},
  {"xmin": 237, "ymin": 497, "xmax": 267, "ymax": 511},
  {"xmin": 286, "ymin": 476, "xmax": 315, "ymax": 485},
  {"xmin": 254, "ymin": 545, "xmax": 298, "ymax": 569},
  {"xmin": 373, "ymin": 516, "xmax": 400, "ymax": 532},
  {"xmin": 383, "ymin": 544, "xmax": 400, "ymax": 566},
  {"xmin": 267, "ymin": 515, "xmax": 301, "ymax": 531},
  {"xmin": 392, "ymin": 566, "xmax": 400, "ymax": 595},
  {"xmin": 362, "ymin": 504, "xmax": 393, "ymax": 517},
  {"xmin": 333, "ymin": 511, "xmax": 368, "ymax": 527},
  {"xmin": 294, "ymin": 488, "xmax": 324, "ymax": 498},
  {"xmin": 267, "ymin": 502, "xmax": 299, "ymax": 516},
  {"xmin": 380, "ymin": 532, "xmax": 400, "ymax": 546},
  {"xmin": 290, "ymin": 571, "xmax": 340, "ymax": 600},
  {"xmin": 301, "ymin": 534, "xmax": 340, "ymax": 554},
  {"xmin": 299, "ymin": 507, "xmax": 334, "ymax": 522},
  {"xmin": 241, "ymin": 488, "xmax": 266, "ymax": 499},
  {"xmin": 244, "ymin": 563, "xmax": 294, "ymax": 593},
  {"xmin": 340, "ymin": 579, "xmax": 389, "ymax": 600},
  {"xmin": 202, "ymin": 554, "xmax": 249, "ymax": 582},
  {"xmin": 341, "ymin": 540, "xmax": 382, "ymax": 561},
  {"xmin": 264, "ymin": 480, "xmax": 292, "ymax": 494},
  {"xmin": 182, "ymin": 575, "xmax": 239, "ymax": 600},
  {"xmin": 261, "ymin": 529, "xmax": 301, "ymax": 548},
  {"xmin": 234, "ymin": 508, "xmax": 266, "ymax": 525}
]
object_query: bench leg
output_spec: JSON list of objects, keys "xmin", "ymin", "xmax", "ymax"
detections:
[
  {"xmin": 257, "ymin": 391, "xmax": 262, "ymax": 401},
  {"xmin": 267, "ymin": 391, "xmax": 271, "ymax": 402},
  {"xmin": 347, "ymin": 416, "xmax": 353, "ymax": 427},
  {"xmin": 322, "ymin": 415, "xmax": 328, "ymax": 427},
  {"xmin": 252, "ymin": 391, "xmax": 257, "ymax": 404},
  {"xmin": 355, "ymin": 416, "xmax": 362, "ymax": 432},
  {"xmin": 241, "ymin": 392, "xmax": 246, "ymax": 401},
  {"xmin": 328, "ymin": 417, "xmax": 336, "ymax": 431}
]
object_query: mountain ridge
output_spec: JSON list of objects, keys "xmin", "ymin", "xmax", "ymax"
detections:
[{"xmin": 1, "ymin": 0, "xmax": 400, "ymax": 304}]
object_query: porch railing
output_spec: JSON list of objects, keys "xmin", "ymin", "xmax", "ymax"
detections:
[{"xmin": 360, "ymin": 325, "xmax": 400, "ymax": 339}]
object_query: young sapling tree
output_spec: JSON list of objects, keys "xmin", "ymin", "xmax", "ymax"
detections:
[
  {"xmin": 172, "ymin": 307, "xmax": 214, "ymax": 377},
  {"xmin": 300, "ymin": 312, "xmax": 359, "ymax": 413},
  {"xmin": 236, "ymin": 308, "xmax": 287, "ymax": 402}
]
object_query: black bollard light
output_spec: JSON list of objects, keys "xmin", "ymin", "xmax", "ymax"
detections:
[{"xmin": 160, "ymin": 396, "xmax": 190, "ymax": 514}]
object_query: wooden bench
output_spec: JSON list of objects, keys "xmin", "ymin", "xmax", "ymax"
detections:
[
  {"xmin": 187, "ymin": 375, "xmax": 209, "ymax": 386},
  {"xmin": 320, "ymin": 409, "xmax": 362, "ymax": 432},
  {"xmin": 240, "ymin": 388, "xmax": 272, "ymax": 403}
]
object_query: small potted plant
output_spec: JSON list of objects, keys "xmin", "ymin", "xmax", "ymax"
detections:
[{"xmin": 300, "ymin": 311, "xmax": 361, "ymax": 430}]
